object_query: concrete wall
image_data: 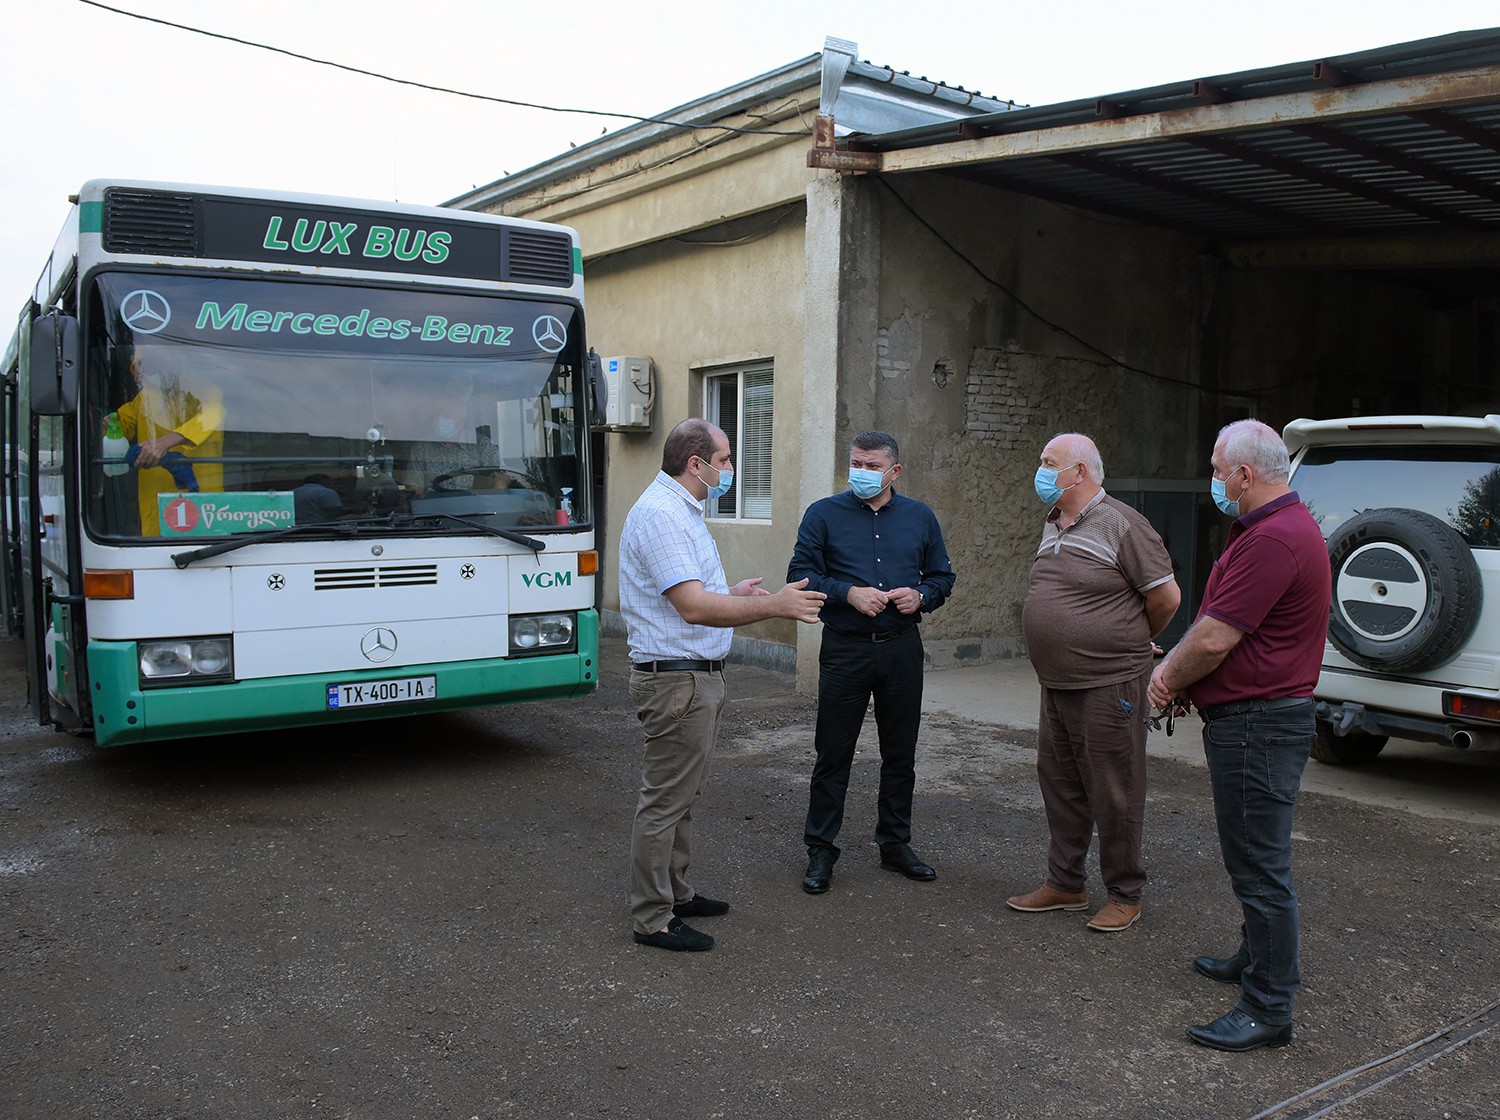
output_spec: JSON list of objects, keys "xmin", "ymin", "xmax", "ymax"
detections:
[
  {"xmin": 585, "ymin": 208, "xmax": 811, "ymax": 660},
  {"xmin": 834, "ymin": 173, "xmax": 1206, "ymax": 666}
]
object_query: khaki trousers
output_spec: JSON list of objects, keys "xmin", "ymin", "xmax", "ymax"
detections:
[{"xmin": 628, "ymin": 667, "xmax": 727, "ymax": 935}]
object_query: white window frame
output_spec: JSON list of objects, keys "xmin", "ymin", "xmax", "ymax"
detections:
[{"xmin": 703, "ymin": 362, "xmax": 773, "ymax": 522}]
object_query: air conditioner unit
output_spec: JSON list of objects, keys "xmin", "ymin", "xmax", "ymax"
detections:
[{"xmin": 603, "ymin": 355, "xmax": 654, "ymax": 431}]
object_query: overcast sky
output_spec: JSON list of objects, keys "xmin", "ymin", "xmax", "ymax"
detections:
[{"xmin": 3, "ymin": 0, "xmax": 1497, "ymax": 316}]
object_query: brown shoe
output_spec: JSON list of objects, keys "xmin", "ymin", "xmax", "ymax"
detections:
[
  {"xmin": 1007, "ymin": 884, "xmax": 1089, "ymax": 912},
  {"xmin": 1087, "ymin": 900, "xmax": 1142, "ymax": 932}
]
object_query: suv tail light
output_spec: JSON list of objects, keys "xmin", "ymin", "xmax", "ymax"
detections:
[{"xmin": 1442, "ymin": 693, "xmax": 1500, "ymax": 723}]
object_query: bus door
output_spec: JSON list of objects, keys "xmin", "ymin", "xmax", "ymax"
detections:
[
  {"xmin": 22, "ymin": 310, "xmax": 89, "ymax": 730},
  {"xmin": 2, "ymin": 330, "xmax": 22, "ymax": 638}
]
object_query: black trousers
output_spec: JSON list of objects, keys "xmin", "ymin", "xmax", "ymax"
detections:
[{"xmin": 803, "ymin": 626, "xmax": 924, "ymax": 854}]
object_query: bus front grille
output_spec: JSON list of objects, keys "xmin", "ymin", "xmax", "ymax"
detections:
[
  {"xmin": 314, "ymin": 564, "xmax": 440, "ymax": 590},
  {"xmin": 504, "ymin": 230, "xmax": 573, "ymax": 287}
]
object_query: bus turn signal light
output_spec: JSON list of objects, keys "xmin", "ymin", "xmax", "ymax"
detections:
[
  {"xmin": 578, "ymin": 550, "xmax": 599, "ymax": 576},
  {"xmin": 84, "ymin": 570, "xmax": 135, "ymax": 599}
]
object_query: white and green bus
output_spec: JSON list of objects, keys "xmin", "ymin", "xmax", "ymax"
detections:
[{"xmin": 2, "ymin": 180, "xmax": 600, "ymax": 746}]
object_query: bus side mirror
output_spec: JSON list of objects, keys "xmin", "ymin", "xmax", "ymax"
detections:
[
  {"xmin": 29, "ymin": 312, "xmax": 80, "ymax": 415},
  {"xmin": 587, "ymin": 347, "xmax": 606, "ymax": 427}
]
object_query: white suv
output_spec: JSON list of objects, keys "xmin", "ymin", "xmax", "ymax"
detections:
[{"xmin": 1284, "ymin": 415, "xmax": 1500, "ymax": 765}]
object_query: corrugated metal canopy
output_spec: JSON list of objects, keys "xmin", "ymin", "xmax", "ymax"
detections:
[{"xmin": 836, "ymin": 30, "xmax": 1500, "ymax": 254}]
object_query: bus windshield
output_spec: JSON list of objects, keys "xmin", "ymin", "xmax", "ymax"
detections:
[{"xmin": 83, "ymin": 272, "xmax": 588, "ymax": 541}]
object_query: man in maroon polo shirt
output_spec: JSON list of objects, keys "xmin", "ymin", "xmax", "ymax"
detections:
[{"xmin": 1149, "ymin": 419, "xmax": 1331, "ymax": 1053}]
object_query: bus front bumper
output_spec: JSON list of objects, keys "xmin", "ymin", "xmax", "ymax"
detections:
[{"xmin": 84, "ymin": 613, "xmax": 599, "ymax": 747}]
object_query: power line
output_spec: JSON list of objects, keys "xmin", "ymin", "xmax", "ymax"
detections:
[
  {"xmin": 878, "ymin": 179, "xmax": 1207, "ymax": 394},
  {"xmin": 881, "ymin": 179, "xmax": 1317, "ymax": 399},
  {"xmin": 76, "ymin": 0, "xmax": 809, "ymax": 138}
]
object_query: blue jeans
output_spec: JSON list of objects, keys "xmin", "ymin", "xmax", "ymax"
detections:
[{"xmin": 1202, "ymin": 701, "xmax": 1314, "ymax": 1025}]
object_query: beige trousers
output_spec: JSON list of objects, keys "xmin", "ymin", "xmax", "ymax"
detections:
[{"xmin": 628, "ymin": 668, "xmax": 727, "ymax": 934}]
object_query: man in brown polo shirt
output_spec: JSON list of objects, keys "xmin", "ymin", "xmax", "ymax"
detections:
[{"xmin": 1009, "ymin": 433, "xmax": 1181, "ymax": 932}]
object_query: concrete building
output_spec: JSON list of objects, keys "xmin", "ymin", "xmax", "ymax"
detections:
[{"xmin": 448, "ymin": 30, "xmax": 1500, "ymax": 689}]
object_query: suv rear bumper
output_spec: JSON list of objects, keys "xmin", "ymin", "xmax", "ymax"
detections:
[
  {"xmin": 1316, "ymin": 666, "xmax": 1500, "ymax": 749},
  {"xmin": 1316, "ymin": 699, "xmax": 1457, "ymax": 744}
]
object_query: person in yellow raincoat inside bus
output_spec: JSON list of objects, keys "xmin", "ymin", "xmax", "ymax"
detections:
[{"xmin": 114, "ymin": 354, "xmax": 225, "ymax": 536}]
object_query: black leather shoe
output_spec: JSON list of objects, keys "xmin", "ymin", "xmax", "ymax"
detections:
[
  {"xmin": 879, "ymin": 843, "xmax": 937, "ymax": 882},
  {"xmin": 673, "ymin": 894, "xmax": 730, "ymax": 918},
  {"xmin": 803, "ymin": 849, "xmax": 836, "ymax": 894},
  {"xmin": 1186, "ymin": 1008, "xmax": 1292, "ymax": 1052},
  {"xmin": 1194, "ymin": 954, "xmax": 1247, "ymax": 985},
  {"xmin": 633, "ymin": 916, "xmax": 714, "ymax": 952}
]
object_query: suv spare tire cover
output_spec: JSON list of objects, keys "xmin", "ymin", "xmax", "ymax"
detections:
[{"xmin": 1326, "ymin": 507, "xmax": 1481, "ymax": 673}]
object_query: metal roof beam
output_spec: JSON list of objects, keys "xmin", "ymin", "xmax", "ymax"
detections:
[
  {"xmin": 1287, "ymin": 121, "xmax": 1500, "ymax": 205},
  {"xmin": 1182, "ymin": 131, "xmax": 1488, "ymax": 227},
  {"xmin": 1411, "ymin": 108, "xmax": 1500, "ymax": 156},
  {"xmin": 946, "ymin": 169, "xmax": 1209, "ymax": 240},
  {"xmin": 872, "ymin": 64, "xmax": 1500, "ymax": 174},
  {"xmin": 1223, "ymin": 230, "xmax": 1500, "ymax": 268},
  {"xmin": 1187, "ymin": 133, "xmax": 1488, "ymax": 229},
  {"xmin": 1049, "ymin": 151, "xmax": 1331, "ymax": 233}
]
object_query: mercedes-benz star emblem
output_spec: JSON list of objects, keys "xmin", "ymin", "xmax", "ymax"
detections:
[
  {"xmin": 121, "ymin": 289, "xmax": 172, "ymax": 334},
  {"xmin": 267, "ymin": 573, "xmax": 285, "ymax": 591},
  {"xmin": 360, "ymin": 627, "xmax": 398, "ymax": 663},
  {"xmin": 532, "ymin": 315, "xmax": 567, "ymax": 354}
]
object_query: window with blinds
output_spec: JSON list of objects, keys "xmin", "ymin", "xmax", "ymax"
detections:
[{"xmin": 705, "ymin": 364, "xmax": 773, "ymax": 521}]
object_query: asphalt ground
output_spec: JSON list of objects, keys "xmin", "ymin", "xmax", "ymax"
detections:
[{"xmin": 2, "ymin": 635, "xmax": 1498, "ymax": 1119}]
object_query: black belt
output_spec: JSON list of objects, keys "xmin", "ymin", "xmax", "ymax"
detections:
[
  {"xmin": 632, "ymin": 659, "xmax": 725, "ymax": 673},
  {"xmin": 828, "ymin": 623, "xmax": 918, "ymax": 643},
  {"xmin": 1200, "ymin": 696, "xmax": 1312, "ymax": 721}
]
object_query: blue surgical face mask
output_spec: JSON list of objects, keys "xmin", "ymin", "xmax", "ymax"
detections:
[
  {"xmin": 699, "ymin": 460, "xmax": 733, "ymax": 501},
  {"xmin": 1034, "ymin": 462, "xmax": 1080, "ymax": 505},
  {"xmin": 1211, "ymin": 467, "xmax": 1243, "ymax": 517},
  {"xmin": 848, "ymin": 466, "xmax": 890, "ymax": 501}
]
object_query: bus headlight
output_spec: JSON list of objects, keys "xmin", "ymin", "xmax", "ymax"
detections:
[
  {"xmin": 191, "ymin": 639, "xmax": 232, "ymax": 675},
  {"xmin": 139, "ymin": 637, "xmax": 234, "ymax": 685},
  {"xmin": 508, "ymin": 613, "xmax": 576, "ymax": 656}
]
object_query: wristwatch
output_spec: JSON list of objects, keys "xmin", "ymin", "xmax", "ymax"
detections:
[{"xmin": 916, "ymin": 588, "xmax": 926, "ymax": 607}]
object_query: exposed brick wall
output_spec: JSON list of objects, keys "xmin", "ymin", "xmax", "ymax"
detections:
[{"xmin": 964, "ymin": 345, "xmax": 1050, "ymax": 449}]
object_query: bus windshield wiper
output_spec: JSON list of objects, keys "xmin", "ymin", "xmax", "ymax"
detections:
[
  {"xmin": 402, "ymin": 512, "xmax": 546, "ymax": 552},
  {"xmin": 171, "ymin": 512, "xmax": 548, "ymax": 567},
  {"xmin": 169, "ymin": 516, "xmax": 402, "ymax": 568}
]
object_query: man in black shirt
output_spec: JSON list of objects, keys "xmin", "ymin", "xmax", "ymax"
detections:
[{"xmin": 788, "ymin": 431, "xmax": 956, "ymax": 894}]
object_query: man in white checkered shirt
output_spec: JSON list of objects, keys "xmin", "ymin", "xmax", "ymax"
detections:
[{"xmin": 620, "ymin": 419, "xmax": 824, "ymax": 952}]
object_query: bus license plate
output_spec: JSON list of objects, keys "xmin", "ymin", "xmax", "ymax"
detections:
[{"xmin": 327, "ymin": 676, "xmax": 437, "ymax": 709}]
